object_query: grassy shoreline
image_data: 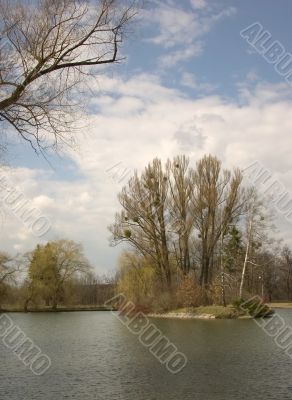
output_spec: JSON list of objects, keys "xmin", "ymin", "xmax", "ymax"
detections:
[
  {"xmin": 149, "ymin": 301, "xmax": 278, "ymax": 319},
  {"xmin": 148, "ymin": 305, "xmax": 250, "ymax": 320},
  {"xmin": 1, "ymin": 302, "xmax": 287, "ymax": 316},
  {"xmin": 267, "ymin": 302, "xmax": 292, "ymax": 309},
  {"xmin": 0, "ymin": 305, "xmax": 116, "ymax": 313}
]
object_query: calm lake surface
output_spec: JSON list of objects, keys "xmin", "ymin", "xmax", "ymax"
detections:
[{"xmin": 1, "ymin": 310, "xmax": 292, "ymax": 399}]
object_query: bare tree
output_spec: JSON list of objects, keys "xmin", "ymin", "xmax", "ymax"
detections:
[
  {"xmin": 192, "ymin": 155, "xmax": 244, "ymax": 289},
  {"xmin": 167, "ymin": 155, "xmax": 195, "ymax": 275},
  {"xmin": 281, "ymin": 245, "xmax": 292, "ymax": 300},
  {"xmin": 239, "ymin": 189, "xmax": 272, "ymax": 299},
  {"xmin": 0, "ymin": 0, "xmax": 137, "ymax": 154},
  {"xmin": 109, "ymin": 158, "xmax": 172, "ymax": 287},
  {"xmin": 239, "ymin": 193, "xmax": 255, "ymax": 299},
  {"xmin": 110, "ymin": 155, "xmax": 245, "ymax": 295}
]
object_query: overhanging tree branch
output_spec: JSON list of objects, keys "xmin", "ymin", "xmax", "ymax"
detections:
[{"xmin": 0, "ymin": 0, "xmax": 138, "ymax": 154}]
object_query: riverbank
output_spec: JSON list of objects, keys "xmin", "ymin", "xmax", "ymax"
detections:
[
  {"xmin": 0, "ymin": 302, "xmax": 280, "ymax": 316},
  {"xmin": 0, "ymin": 305, "xmax": 116, "ymax": 313},
  {"xmin": 267, "ymin": 302, "xmax": 292, "ymax": 309},
  {"xmin": 148, "ymin": 305, "xmax": 251, "ymax": 320}
]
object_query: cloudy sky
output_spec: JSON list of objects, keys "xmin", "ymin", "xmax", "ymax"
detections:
[{"xmin": 1, "ymin": 0, "xmax": 292, "ymax": 274}]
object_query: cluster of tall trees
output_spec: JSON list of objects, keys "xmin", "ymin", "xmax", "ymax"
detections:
[
  {"xmin": 110, "ymin": 155, "xmax": 291, "ymax": 309},
  {"xmin": 0, "ymin": 239, "xmax": 115, "ymax": 311}
]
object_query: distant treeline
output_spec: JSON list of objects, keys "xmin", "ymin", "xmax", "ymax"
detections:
[{"xmin": 0, "ymin": 239, "xmax": 115, "ymax": 311}]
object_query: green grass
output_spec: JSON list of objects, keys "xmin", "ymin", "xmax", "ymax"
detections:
[
  {"xmin": 267, "ymin": 302, "xmax": 292, "ymax": 308},
  {"xmin": 195, "ymin": 305, "xmax": 241, "ymax": 319},
  {"xmin": 168, "ymin": 305, "xmax": 244, "ymax": 319}
]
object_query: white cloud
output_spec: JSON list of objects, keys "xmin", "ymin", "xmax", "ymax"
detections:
[
  {"xmin": 159, "ymin": 44, "xmax": 203, "ymax": 68},
  {"xmin": 1, "ymin": 75, "xmax": 292, "ymax": 273},
  {"xmin": 145, "ymin": 5, "xmax": 200, "ymax": 48},
  {"xmin": 180, "ymin": 71, "xmax": 218, "ymax": 92},
  {"xmin": 143, "ymin": 1, "xmax": 236, "ymax": 67},
  {"xmin": 190, "ymin": 0, "xmax": 208, "ymax": 10}
]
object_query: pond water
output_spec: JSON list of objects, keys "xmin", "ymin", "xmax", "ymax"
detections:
[{"xmin": 1, "ymin": 310, "xmax": 292, "ymax": 399}]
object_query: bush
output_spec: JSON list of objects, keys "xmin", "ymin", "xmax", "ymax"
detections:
[
  {"xmin": 150, "ymin": 291, "xmax": 177, "ymax": 313},
  {"xmin": 176, "ymin": 275, "xmax": 200, "ymax": 308},
  {"xmin": 117, "ymin": 251, "xmax": 156, "ymax": 308},
  {"xmin": 233, "ymin": 298, "xmax": 274, "ymax": 318}
]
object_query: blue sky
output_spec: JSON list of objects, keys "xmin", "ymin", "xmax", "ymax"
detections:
[
  {"xmin": 13, "ymin": 0, "xmax": 292, "ymax": 169},
  {"xmin": 2, "ymin": 0, "xmax": 292, "ymax": 275}
]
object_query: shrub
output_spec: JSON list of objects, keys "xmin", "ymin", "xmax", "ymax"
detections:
[
  {"xmin": 233, "ymin": 298, "xmax": 274, "ymax": 318},
  {"xmin": 117, "ymin": 251, "xmax": 156, "ymax": 307},
  {"xmin": 151, "ymin": 291, "xmax": 177, "ymax": 313},
  {"xmin": 176, "ymin": 275, "xmax": 200, "ymax": 308}
]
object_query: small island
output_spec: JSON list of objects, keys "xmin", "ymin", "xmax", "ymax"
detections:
[
  {"xmin": 149, "ymin": 303, "xmax": 273, "ymax": 320},
  {"xmin": 109, "ymin": 155, "xmax": 290, "ymax": 324},
  {"xmin": 149, "ymin": 305, "xmax": 250, "ymax": 319}
]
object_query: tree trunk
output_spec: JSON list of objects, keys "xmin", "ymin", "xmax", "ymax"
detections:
[
  {"xmin": 239, "ymin": 244, "xmax": 249, "ymax": 299},
  {"xmin": 52, "ymin": 291, "xmax": 58, "ymax": 311},
  {"xmin": 159, "ymin": 210, "xmax": 171, "ymax": 288},
  {"xmin": 239, "ymin": 217, "xmax": 252, "ymax": 299},
  {"xmin": 220, "ymin": 231, "xmax": 226, "ymax": 307},
  {"xmin": 24, "ymin": 298, "xmax": 30, "ymax": 313},
  {"xmin": 52, "ymin": 299, "xmax": 57, "ymax": 311}
]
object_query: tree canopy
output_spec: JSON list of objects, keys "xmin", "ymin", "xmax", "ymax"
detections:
[{"xmin": 28, "ymin": 239, "xmax": 91, "ymax": 310}]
